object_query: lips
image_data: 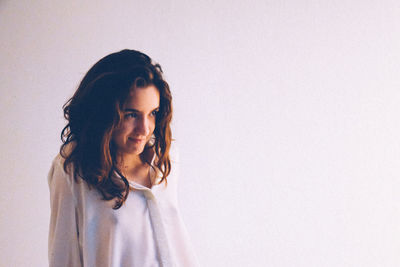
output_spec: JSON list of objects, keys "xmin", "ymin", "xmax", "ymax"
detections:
[{"xmin": 128, "ymin": 137, "xmax": 145, "ymax": 143}]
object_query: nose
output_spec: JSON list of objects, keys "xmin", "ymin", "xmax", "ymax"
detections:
[{"xmin": 135, "ymin": 116, "xmax": 150, "ymax": 136}]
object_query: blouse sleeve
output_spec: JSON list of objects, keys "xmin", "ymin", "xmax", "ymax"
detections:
[{"xmin": 48, "ymin": 155, "xmax": 83, "ymax": 267}]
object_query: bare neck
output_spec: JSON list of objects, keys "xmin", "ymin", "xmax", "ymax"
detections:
[{"xmin": 115, "ymin": 148, "xmax": 154, "ymax": 173}]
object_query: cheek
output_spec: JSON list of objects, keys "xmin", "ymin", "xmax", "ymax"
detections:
[
  {"xmin": 113, "ymin": 124, "xmax": 131, "ymax": 141},
  {"xmin": 119, "ymin": 122, "xmax": 134, "ymax": 134},
  {"xmin": 111, "ymin": 130, "xmax": 122, "ymax": 144}
]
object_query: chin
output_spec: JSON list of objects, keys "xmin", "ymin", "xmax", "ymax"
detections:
[{"xmin": 129, "ymin": 145, "xmax": 145, "ymax": 154}]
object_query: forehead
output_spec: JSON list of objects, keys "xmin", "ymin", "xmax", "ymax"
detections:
[{"xmin": 123, "ymin": 85, "xmax": 160, "ymax": 110}]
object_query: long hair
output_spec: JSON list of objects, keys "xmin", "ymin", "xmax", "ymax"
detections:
[{"xmin": 60, "ymin": 49, "xmax": 172, "ymax": 209}]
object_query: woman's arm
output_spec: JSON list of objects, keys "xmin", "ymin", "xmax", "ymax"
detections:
[{"xmin": 48, "ymin": 155, "xmax": 82, "ymax": 267}]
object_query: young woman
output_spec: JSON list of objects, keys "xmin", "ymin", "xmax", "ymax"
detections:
[{"xmin": 48, "ymin": 50, "xmax": 199, "ymax": 267}]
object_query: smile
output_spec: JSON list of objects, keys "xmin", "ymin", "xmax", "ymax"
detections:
[{"xmin": 128, "ymin": 137, "xmax": 145, "ymax": 143}]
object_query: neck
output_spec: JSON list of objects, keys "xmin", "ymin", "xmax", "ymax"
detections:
[
  {"xmin": 115, "ymin": 147, "xmax": 154, "ymax": 173},
  {"xmin": 116, "ymin": 153, "xmax": 143, "ymax": 172}
]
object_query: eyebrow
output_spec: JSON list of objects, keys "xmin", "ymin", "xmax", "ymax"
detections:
[{"xmin": 124, "ymin": 107, "xmax": 160, "ymax": 113}]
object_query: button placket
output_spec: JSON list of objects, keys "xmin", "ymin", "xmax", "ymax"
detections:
[{"xmin": 130, "ymin": 183, "xmax": 173, "ymax": 267}]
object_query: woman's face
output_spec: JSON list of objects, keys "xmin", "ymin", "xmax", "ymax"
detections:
[{"xmin": 112, "ymin": 85, "xmax": 160, "ymax": 158}]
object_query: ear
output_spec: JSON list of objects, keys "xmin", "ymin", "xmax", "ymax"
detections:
[{"xmin": 146, "ymin": 133, "xmax": 156, "ymax": 147}]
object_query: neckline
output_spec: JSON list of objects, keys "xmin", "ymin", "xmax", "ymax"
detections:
[{"xmin": 115, "ymin": 152, "xmax": 162, "ymax": 191}]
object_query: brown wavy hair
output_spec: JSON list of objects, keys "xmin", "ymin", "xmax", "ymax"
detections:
[{"xmin": 60, "ymin": 49, "xmax": 172, "ymax": 209}]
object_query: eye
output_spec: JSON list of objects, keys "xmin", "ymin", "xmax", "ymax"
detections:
[
  {"xmin": 151, "ymin": 110, "xmax": 159, "ymax": 117},
  {"xmin": 125, "ymin": 112, "xmax": 138, "ymax": 119}
]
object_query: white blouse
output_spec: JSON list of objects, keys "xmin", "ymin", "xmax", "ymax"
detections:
[{"xmin": 48, "ymin": 147, "xmax": 199, "ymax": 267}]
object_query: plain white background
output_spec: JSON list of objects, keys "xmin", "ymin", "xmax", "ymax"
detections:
[{"xmin": 1, "ymin": 0, "xmax": 400, "ymax": 266}]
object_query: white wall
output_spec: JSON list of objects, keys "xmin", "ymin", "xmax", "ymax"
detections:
[{"xmin": 1, "ymin": 0, "xmax": 399, "ymax": 266}]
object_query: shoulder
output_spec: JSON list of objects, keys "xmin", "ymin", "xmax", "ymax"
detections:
[
  {"xmin": 48, "ymin": 154, "xmax": 76, "ymax": 193},
  {"xmin": 48, "ymin": 154, "xmax": 66, "ymax": 178}
]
